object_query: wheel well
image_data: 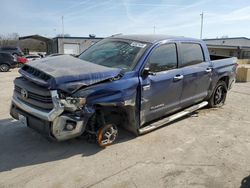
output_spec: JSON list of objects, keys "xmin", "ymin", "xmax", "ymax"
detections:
[
  {"xmin": 0, "ymin": 63, "xmax": 10, "ymax": 69},
  {"xmin": 86, "ymin": 105, "xmax": 139, "ymax": 135},
  {"xmin": 0, "ymin": 63, "xmax": 10, "ymax": 66},
  {"xmin": 218, "ymin": 76, "xmax": 229, "ymax": 88},
  {"xmin": 86, "ymin": 106, "xmax": 127, "ymax": 133}
]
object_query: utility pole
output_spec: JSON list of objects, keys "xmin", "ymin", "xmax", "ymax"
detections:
[
  {"xmin": 200, "ymin": 12, "xmax": 204, "ymax": 39},
  {"xmin": 53, "ymin": 29, "xmax": 56, "ymax": 37},
  {"xmin": 61, "ymin": 16, "xmax": 64, "ymax": 38},
  {"xmin": 153, "ymin": 25, "xmax": 156, "ymax": 34}
]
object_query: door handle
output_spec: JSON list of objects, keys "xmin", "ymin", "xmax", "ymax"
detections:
[
  {"xmin": 173, "ymin": 75, "xmax": 184, "ymax": 81},
  {"xmin": 205, "ymin": 68, "xmax": 212, "ymax": 73},
  {"xmin": 143, "ymin": 85, "xmax": 151, "ymax": 91}
]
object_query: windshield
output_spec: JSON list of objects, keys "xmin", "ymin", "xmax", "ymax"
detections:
[{"xmin": 79, "ymin": 39, "xmax": 149, "ymax": 71}]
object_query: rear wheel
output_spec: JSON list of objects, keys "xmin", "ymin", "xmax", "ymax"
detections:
[
  {"xmin": 97, "ymin": 124, "xmax": 118, "ymax": 147},
  {"xmin": 0, "ymin": 64, "xmax": 10, "ymax": 72},
  {"xmin": 208, "ymin": 81, "xmax": 227, "ymax": 108}
]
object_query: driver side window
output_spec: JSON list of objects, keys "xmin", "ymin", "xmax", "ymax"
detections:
[{"xmin": 146, "ymin": 43, "xmax": 177, "ymax": 72}]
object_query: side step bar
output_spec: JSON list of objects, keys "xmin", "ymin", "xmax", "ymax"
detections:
[{"xmin": 139, "ymin": 101, "xmax": 208, "ymax": 134}]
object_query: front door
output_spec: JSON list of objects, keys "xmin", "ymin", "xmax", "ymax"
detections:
[{"xmin": 140, "ymin": 43, "xmax": 183, "ymax": 125}]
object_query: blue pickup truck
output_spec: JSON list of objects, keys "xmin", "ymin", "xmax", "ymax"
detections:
[{"xmin": 10, "ymin": 35, "xmax": 237, "ymax": 147}]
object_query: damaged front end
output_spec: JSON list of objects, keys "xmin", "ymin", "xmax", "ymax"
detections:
[
  {"xmin": 10, "ymin": 87, "xmax": 94, "ymax": 141},
  {"xmin": 10, "ymin": 56, "xmax": 139, "ymax": 143}
]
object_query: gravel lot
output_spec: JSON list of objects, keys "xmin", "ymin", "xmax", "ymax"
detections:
[{"xmin": 0, "ymin": 69, "xmax": 250, "ymax": 188}]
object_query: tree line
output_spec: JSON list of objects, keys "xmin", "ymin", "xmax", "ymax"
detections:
[{"xmin": 0, "ymin": 33, "xmax": 46, "ymax": 52}]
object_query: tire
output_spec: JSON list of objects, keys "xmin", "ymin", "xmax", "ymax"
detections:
[
  {"xmin": 0, "ymin": 64, "xmax": 10, "ymax": 72},
  {"xmin": 97, "ymin": 124, "xmax": 118, "ymax": 147},
  {"xmin": 208, "ymin": 81, "xmax": 227, "ymax": 108}
]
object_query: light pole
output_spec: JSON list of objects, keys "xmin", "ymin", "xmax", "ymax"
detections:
[
  {"xmin": 53, "ymin": 29, "xmax": 56, "ymax": 37},
  {"xmin": 200, "ymin": 12, "xmax": 204, "ymax": 39},
  {"xmin": 153, "ymin": 25, "xmax": 156, "ymax": 34},
  {"xmin": 61, "ymin": 16, "xmax": 64, "ymax": 38}
]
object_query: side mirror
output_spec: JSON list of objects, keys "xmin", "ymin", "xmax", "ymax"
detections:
[{"xmin": 142, "ymin": 67, "xmax": 156, "ymax": 76}]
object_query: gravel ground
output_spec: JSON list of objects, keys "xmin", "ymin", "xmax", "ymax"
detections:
[{"xmin": 0, "ymin": 69, "xmax": 250, "ymax": 188}]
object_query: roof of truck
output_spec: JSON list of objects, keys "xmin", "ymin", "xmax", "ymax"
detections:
[{"xmin": 111, "ymin": 34, "xmax": 201, "ymax": 44}]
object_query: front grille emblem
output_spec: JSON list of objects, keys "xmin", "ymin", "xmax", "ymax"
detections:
[{"xmin": 20, "ymin": 88, "xmax": 28, "ymax": 99}]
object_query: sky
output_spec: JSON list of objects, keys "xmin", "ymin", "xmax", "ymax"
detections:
[{"xmin": 1, "ymin": 0, "xmax": 250, "ymax": 39}]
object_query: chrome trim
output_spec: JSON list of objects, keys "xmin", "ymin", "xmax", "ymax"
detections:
[
  {"xmin": 12, "ymin": 90, "xmax": 86, "ymax": 141},
  {"xmin": 12, "ymin": 90, "xmax": 64, "ymax": 121},
  {"xmin": 139, "ymin": 101, "xmax": 208, "ymax": 134},
  {"xmin": 52, "ymin": 116, "xmax": 84, "ymax": 141},
  {"xmin": 205, "ymin": 68, "xmax": 212, "ymax": 73},
  {"xmin": 173, "ymin": 75, "xmax": 184, "ymax": 81}
]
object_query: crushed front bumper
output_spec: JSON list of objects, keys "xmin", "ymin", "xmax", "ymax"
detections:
[{"xmin": 10, "ymin": 90, "xmax": 87, "ymax": 141}]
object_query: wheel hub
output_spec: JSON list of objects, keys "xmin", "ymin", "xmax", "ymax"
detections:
[
  {"xmin": 214, "ymin": 86, "xmax": 224, "ymax": 104},
  {"xmin": 97, "ymin": 124, "xmax": 118, "ymax": 147}
]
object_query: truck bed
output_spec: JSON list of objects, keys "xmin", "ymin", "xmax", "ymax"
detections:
[{"xmin": 210, "ymin": 55, "xmax": 237, "ymax": 69}]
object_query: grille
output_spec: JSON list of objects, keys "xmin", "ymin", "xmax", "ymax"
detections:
[
  {"xmin": 15, "ymin": 85, "xmax": 52, "ymax": 103},
  {"xmin": 14, "ymin": 77, "xmax": 54, "ymax": 110}
]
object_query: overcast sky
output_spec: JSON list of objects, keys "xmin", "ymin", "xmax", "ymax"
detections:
[{"xmin": 1, "ymin": 0, "xmax": 250, "ymax": 39}]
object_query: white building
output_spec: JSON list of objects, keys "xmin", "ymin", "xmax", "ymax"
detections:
[
  {"xmin": 204, "ymin": 37, "xmax": 250, "ymax": 59},
  {"xmin": 19, "ymin": 35, "xmax": 103, "ymax": 55}
]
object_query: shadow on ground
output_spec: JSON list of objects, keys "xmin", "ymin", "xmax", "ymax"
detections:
[
  {"xmin": 0, "ymin": 108, "xmax": 207, "ymax": 173},
  {"xmin": 0, "ymin": 118, "xmax": 134, "ymax": 172}
]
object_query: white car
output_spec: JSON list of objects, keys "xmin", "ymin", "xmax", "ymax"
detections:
[{"xmin": 25, "ymin": 55, "xmax": 41, "ymax": 62}]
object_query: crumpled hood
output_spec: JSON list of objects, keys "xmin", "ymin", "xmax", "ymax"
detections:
[{"xmin": 19, "ymin": 55, "xmax": 122, "ymax": 93}]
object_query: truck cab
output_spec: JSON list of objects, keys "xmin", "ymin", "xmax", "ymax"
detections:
[{"xmin": 10, "ymin": 35, "xmax": 237, "ymax": 147}]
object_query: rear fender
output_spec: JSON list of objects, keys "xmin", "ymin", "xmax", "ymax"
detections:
[{"xmin": 206, "ymin": 72, "xmax": 230, "ymax": 100}]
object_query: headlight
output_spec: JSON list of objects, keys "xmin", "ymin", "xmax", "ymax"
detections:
[
  {"xmin": 60, "ymin": 97, "xmax": 86, "ymax": 111},
  {"xmin": 66, "ymin": 97, "xmax": 86, "ymax": 106}
]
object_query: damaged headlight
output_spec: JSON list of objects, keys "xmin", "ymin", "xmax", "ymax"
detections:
[
  {"xmin": 66, "ymin": 97, "xmax": 86, "ymax": 106},
  {"xmin": 60, "ymin": 97, "xmax": 86, "ymax": 111}
]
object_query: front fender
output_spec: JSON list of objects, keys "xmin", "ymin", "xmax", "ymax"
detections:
[{"xmin": 73, "ymin": 77, "xmax": 140, "ymax": 135}]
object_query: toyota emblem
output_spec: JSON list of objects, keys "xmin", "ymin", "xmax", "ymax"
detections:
[{"xmin": 20, "ymin": 88, "xmax": 28, "ymax": 99}]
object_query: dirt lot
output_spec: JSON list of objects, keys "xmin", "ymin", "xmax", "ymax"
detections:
[{"xmin": 0, "ymin": 69, "xmax": 250, "ymax": 188}]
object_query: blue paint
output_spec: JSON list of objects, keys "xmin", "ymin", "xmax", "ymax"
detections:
[{"xmin": 19, "ymin": 35, "xmax": 237, "ymax": 133}]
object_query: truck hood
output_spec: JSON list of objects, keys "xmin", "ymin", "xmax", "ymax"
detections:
[{"xmin": 19, "ymin": 55, "xmax": 122, "ymax": 93}]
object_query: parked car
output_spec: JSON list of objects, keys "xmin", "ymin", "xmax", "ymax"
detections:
[
  {"xmin": 0, "ymin": 46, "xmax": 24, "ymax": 56},
  {"xmin": 0, "ymin": 52, "xmax": 17, "ymax": 72},
  {"xmin": 24, "ymin": 54, "xmax": 41, "ymax": 61},
  {"xmin": 17, "ymin": 56, "xmax": 28, "ymax": 67},
  {"xmin": 46, "ymin": 53, "xmax": 64, "ymax": 57},
  {"xmin": 37, "ymin": 53, "xmax": 46, "ymax": 58},
  {"xmin": 10, "ymin": 35, "xmax": 237, "ymax": 147}
]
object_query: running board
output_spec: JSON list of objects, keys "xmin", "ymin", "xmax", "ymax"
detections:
[{"xmin": 139, "ymin": 101, "xmax": 208, "ymax": 134}]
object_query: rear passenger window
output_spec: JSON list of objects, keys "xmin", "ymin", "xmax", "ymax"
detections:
[
  {"xmin": 180, "ymin": 43, "xmax": 204, "ymax": 67},
  {"xmin": 147, "ymin": 43, "xmax": 177, "ymax": 72}
]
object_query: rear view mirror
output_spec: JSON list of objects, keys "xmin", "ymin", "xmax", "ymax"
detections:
[{"xmin": 142, "ymin": 67, "xmax": 156, "ymax": 76}]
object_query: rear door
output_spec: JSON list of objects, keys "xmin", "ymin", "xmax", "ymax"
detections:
[
  {"xmin": 140, "ymin": 43, "xmax": 183, "ymax": 125},
  {"xmin": 178, "ymin": 43, "xmax": 212, "ymax": 107}
]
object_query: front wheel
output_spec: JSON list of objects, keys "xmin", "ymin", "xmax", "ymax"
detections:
[
  {"xmin": 208, "ymin": 81, "xmax": 227, "ymax": 108},
  {"xmin": 0, "ymin": 64, "xmax": 10, "ymax": 72},
  {"xmin": 97, "ymin": 124, "xmax": 118, "ymax": 147}
]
